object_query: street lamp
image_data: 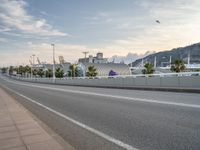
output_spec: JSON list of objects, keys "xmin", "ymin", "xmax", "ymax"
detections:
[
  {"xmin": 30, "ymin": 54, "xmax": 35, "ymax": 78},
  {"xmin": 30, "ymin": 56, "xmax": 32, "ymax": 78},
  {"xmin": 51, "ymin": 44, "xmax": 56, "ymax": 81}
]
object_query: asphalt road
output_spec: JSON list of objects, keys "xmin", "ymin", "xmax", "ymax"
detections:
[{"xmin": 0, "ymin": 76, "xmax": 200, "ymax": 150}]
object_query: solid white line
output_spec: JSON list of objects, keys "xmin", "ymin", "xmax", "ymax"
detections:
[
  {"xmin": 2, "ymin": 77, "xmax": 200, "ymax": 109},
  {"xmin": 2, "ymin": 85, "xmax": 138, "ymax": 150}
]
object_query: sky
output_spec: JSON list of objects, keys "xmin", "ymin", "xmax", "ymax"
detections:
[{"xmin": 0, "ymin": 0, "xmax": 200, "ymax": 66}]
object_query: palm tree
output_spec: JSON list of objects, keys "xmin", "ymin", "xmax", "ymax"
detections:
[
  {"xmin": 1, "ymin": 67, "xmax": 7, "ymax": 74},
  {"xmin": 46, "ymin": 69, "xmax": 53, "ymax": 78},
  {"xmin": 32, "ymin": 69, "xmax": 38, "ymax": 76},
  {"xmin": 18, "ymin": 65, "xmax": 26, "ymax": 76},
  {"xmin": 170, "ymin": 59, "xmax": 185, "ymax": 73},
  {"xmin": 9, "ymin": 66, "xmax": 14, "ymax": 75},
  {"xmin": 69, "ymin": 64, "xmax": 77, "ymax": 77},
  {"xmin": 86, "ymin": 65, "xmax": 98, "ymax": 77},
  {"xmin": 55, "ymin": 68, "xmax": 64, "ymax": 78},
  {"xmin": 142, "ymin": 63, "xmax": 154, "ymax": 74},
  {"xmin": 37, "ymin": 69, "xmax": 45, "ymax": 77},
  {"xmin": 24, "ymin": 65, "xmax": 31, "ymax": 77}
]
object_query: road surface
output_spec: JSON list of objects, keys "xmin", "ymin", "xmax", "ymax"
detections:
[{"xmin": 0, "ymin": 76, "xmax": 200, "ymax": 150}]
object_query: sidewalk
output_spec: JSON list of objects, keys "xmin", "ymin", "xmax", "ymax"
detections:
[{"xmin": 0, "ymin": 87, "xmax": 74, "ymax": 150}]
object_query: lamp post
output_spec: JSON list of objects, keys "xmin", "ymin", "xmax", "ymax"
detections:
[
  {"xmin": 51, "ymin": 44, "xmax": 56, "ymax": 81},
  {"xmin": 30, "ymin": 56, "xmax": 32, "ymax": 78},
  {"xmin": 32, "ymin": 54, "xmax": 35, "ymax": 78}
]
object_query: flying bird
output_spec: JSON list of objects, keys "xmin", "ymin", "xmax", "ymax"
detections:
[{"xmin": 156, "ymin": 20, "xmax": 160, "ymax": 24}]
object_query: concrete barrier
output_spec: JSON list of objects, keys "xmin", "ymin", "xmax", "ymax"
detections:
[{"xmin": 9, "ymin": 73, "xmax": 200, "ymax": 93}]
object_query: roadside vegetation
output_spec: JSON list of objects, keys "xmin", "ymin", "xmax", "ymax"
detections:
[
  {"xmin": 170, "ymin": 59, "xmax": 186, "ymax": 73},
  {"xmin": 1, "ymin": 65, "xmax": 65, "ymax": 78},
  {"xmin": 86, "ymin": 65, "xmax": 98, "ymax": 77},
  {"xmin": 142, "ymin": 63, "xmax": 155, "ymax": 74},
  {"xmin": 68, "ymin": 64, "xmax": 77, "ymax": 77}
]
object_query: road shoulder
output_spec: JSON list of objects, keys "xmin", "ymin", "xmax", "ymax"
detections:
[{"xmin": 0, "ymin": 87, "xmax": 75, "ymax": 150}]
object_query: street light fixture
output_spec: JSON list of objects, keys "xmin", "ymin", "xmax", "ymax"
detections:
[{"xmin": 51, "ymin": 44, "xmax": 56, "ymax": 82}]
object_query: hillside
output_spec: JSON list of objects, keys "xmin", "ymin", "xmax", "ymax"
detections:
[{"xmin": 130, "ymin": 43, "xmax": 200, "ymax": 67}]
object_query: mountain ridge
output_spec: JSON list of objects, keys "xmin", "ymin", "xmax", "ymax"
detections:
[{"xmin": 129, "ymin": 42, "xmax": 200, "ymax": 67}]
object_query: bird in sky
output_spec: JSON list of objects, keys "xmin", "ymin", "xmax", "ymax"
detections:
[{"xmin": 156, "ymin": 20, "xmax": 160, "ymax": 24}]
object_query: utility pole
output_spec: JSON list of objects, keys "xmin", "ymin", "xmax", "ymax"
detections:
[{"xmin": 51, "ymin": 44, "xmax": 56, "ymax": 82}]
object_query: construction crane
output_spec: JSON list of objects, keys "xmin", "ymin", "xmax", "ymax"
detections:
[
  {"xmin": 37, "ymin": 57, "xmax": 41, "ymax": 65},
  {"xmin": 29, "ymin": 60, "xmax": 32, "ymax": 65},
  {"xmin": 29, "ymin": 56, "xmax": 32, "ymax": 65},
  {"xmin": 82, "ymin": 51, "xmax": 89, "ymax": 63}
]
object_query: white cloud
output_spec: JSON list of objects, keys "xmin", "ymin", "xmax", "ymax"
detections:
[
  {"xmin": 0, "ymin": 26, "xmax": 11, "ymax": 32},
  {"xmin": 0, "ymin": 42, "xmax": 88, "ymax": 65},
  {"xmin": 101, "ymin": 0, "xmax": 200, "ymax": 55},
  {"xmin": 0, "ymin": 0, "xmax": 67, "ymax": 37},
  {"xmin": 0, "ymin": 37, "xmax": 7, "ymax": 42}
]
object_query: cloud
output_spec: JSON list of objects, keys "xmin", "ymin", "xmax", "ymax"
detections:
[
  {"xmin": 0, "ymin": 37, "xmax": 7, "ymax": 42},
  {"xmin": 0, "ymin": 42, "xmax": 89, "ymax": 66},
  {"xmin": 0, "ymin": 0, "xmax": 67, "ymax": 37},
  {"xmin": 101, "ymin": 0, "xmax": 200, "ymax": 55},
  {"xmin": 0, "ymin": 26, "xmax": 11, "ymax": 32},
  {"xmin": 108, "ymin": 53, "xmax": 145, "ymax": 64},
  {"xmin": 84, "ymin": 11, "xmax": 114, "ymax": 25},
  {"xmin": 31, "ymin": 43, "xmax": 88, "ymax": 63}
]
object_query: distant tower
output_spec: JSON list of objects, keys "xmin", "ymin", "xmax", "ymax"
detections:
[
  {"xmin": 187, "ymin": 51, "xmax": 190, "ymax": 67},
  {"xmin": 169, "ymin": 56, "xmax": 172, "ymax": 68},
  {"xmin": 141, "ymin": 58, "xmax": 144, "ymax": 68},
  {"xmin": 37, "ymin": 57, "xmax": 41, "ymax": 65},
  {"xmin": 82, "ymin": 52, "xmax": 89, "ymax": 63},
  {"xmin": 154, "ymin": 56, "xmax": 157, "ymax": 68},
  {"xmin": 59, "ymin": 56, "xmax": 65, "ymax": 64}
]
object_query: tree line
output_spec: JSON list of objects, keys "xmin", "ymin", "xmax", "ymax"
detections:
[
  {"xmin": 1, "ymin": 59, "xmax": 198, "ymax": 78},
  {"xmin": 142, "ymin": 59, "xmax": 192, "ymax": 74},
  {"xmin": 1, "ymin": 64, "xmax": 98, "ymax": 78}
]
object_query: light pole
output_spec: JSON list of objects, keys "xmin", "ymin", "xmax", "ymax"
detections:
[
  {"xmin": 32, "ymin": 54, "xmax": 35, "ymax": 66},
  {"xmin": 30, "ymin": 56, "xmax": 32, "ymax": 78},
  {"xmin": 51, "ymin": 44, "xmax": 56, "ymax": 81},
  {"xmin": 31, "ymin": 54, "xmax": 35, "ymax": 78},
  {"xmin": 17, "ymin": 62, "xmax": 20, "ymax": 76}
]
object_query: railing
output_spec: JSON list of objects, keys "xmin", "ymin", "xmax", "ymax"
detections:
[
  {"xmin": 59, "ymin": 72, "xmax": 199, "ymax": 80},
  {"xmin": 6, "ymin": 71, "xmax": 200, "ymax": 90},
  {"xmin": 9, "ymin": 71, "xmax": 200, "ymax": 80}
]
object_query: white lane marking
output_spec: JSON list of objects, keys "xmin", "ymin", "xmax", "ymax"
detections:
[
  {"xmin": 2, "ymin": 85, "xmax": 138, "ymax": 150},
  {"xmin": 2, "ymin": 77, "xmax": 200, "ymax": 109}
]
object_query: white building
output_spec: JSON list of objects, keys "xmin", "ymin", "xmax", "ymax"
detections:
[
  {"xmin": 78, "ymin": 52, "xmax": 108, "ymax": 64},
  {"xmin": 77, "ymin": 63, "xmax": 131, "ymax": 77}
]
